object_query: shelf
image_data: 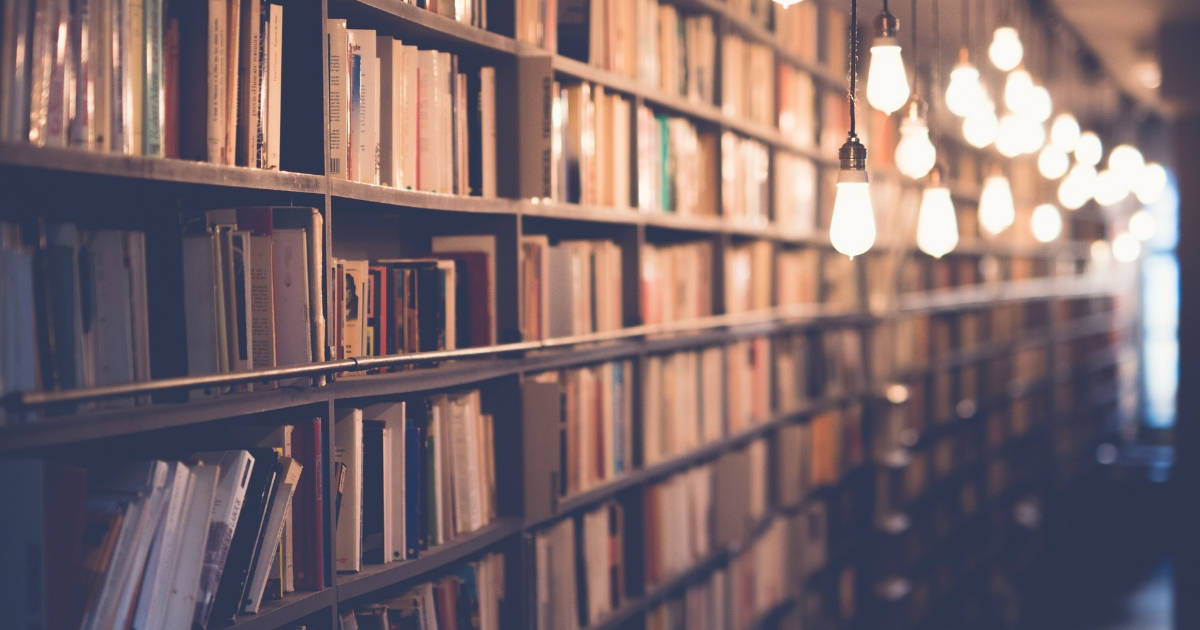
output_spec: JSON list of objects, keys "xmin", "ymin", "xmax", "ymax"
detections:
[
  {"xmin": 224, "ymin": 588, "xmax": 337, "ymax": 630},
  {"xmin": 341, "ymin": 0, "xmax": 526, "ymax": 55},
  {"xmin": 0, "ymin": 142, "xmax": 326, "ymax": 193},
  {"xmin": 336, "ymin": 517, "xmax": 523, "ymax": 602},
  {"xmin": 332, "ymin": 178, "xmax": 523, "ymax": 215},
  {"xmin": 0, "ymin": 386, "xmax": 333, "ymax": 454}
]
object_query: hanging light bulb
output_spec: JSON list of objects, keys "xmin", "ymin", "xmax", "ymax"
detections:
[
  {"xmin": 989, "ymin": 26, "xmax": 1024, "ymax": 71},
  {"xmin": 979, "ymin": 174, "xmax": 1015, "ymax": 235},
  {"xmin": 1029, "ymin": 86, "xmax": 1052, "ymax": 122},
  {"xmin": 1058, "ymin": 163, "xmax": 1098, "ymax": 210},
  {"xmin": 1090, "ymin": 239, "xmax": 1112, "ymax": 266},
  {"xmin": 1017, "ymin": 116, "xmax": 1046, "ymax": 154},
  {"xmin": 866, "ymin": 6, "xmax": 910, "ymax": 114},
  {"xmin": 1112, "ymin": 232, "xmax": 1141, "ymax": 262},
  {"xmin": 1108, "ymin": 144, "xmax": 1146, "ymax": 188},
  {"xmin": 996, "ymin": 114, "xmax": 1025, "ymax": 157},
  {"xmin": 771, "ymin": 0, "xmax": 805, "ymax": 7},
  {"xmin": 1135, "ymin": 162, "xmax": 1168, "ymax": 204},
  {"xmin": 963, "ymin": 100, "xmax": 999, "ymax": 148},
  {"xmin": 830, "ymin": 0, "xmax": 876, "ymax": 258},
  {"xmin": 1038, "ymin": 146, "xmax": 1069, "ymax": 180},
  {"xmin": 946, "ymin": 49, "xmax": 985, "ymax": 117},
  {"xmin": 1031, "ymin": 203, "xmax": 1063, "ymax": 242},
  {"xmin": 895, "ymin": 101, "xmax": 937, "ymax": 179},
  {"xmin": 1094, "ymin": 168, "xmax": 1130, "ymax": 206},
  {"xmin": 916, "ymin": 168, "xmax": 959, "ymax": 258},
  {"xmin": 1003, "ymin": 68, "xmax": 1035, "ymax": 114},
  {"xmin": 1050, "ymin": 114, "xmax": 1081, "ymax": 152},
  {"xmin": 1129, "ymin": 209, "xmax": 1157, "ymax": 241},
  {"xmin": 1075, "ymin": 131, "xmax": 1103, "ymax": 166}
]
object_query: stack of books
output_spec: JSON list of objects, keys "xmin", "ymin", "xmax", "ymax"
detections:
[
  {"xmin": 641, "ymin": 347, "xmax": 725, "ymax": 465},
  {"xmin": 552, "ymin": 82, "xmax": 633, "ymax": 208},
  {"xmin": 640, "ymin": 241, "xmax": 715, "ymax": 325},
  {"xmin": 721, "ymin": 134, "xmax": 770, "ymax": 225},
  {"xmin": 636, "ymin": 106, "xmax": 719, "ymax": 215},
  {"xmin": 340, "ymin": 552, "xmax": 506, "ymax": 630},
  {"xmin": 533, "ymin": 500, "xmax": 626, "ymax": 629},
  {"xmin": 519, "ymin": 236, "xmax": 623, "ymax": 341}
]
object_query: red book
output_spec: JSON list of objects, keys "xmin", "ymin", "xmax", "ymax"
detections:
[
  {"xmin": 432, "ymin": 252, "xmax": 493, "ymax": 347},
  {"xmin": 291, "ymin": 418, "xmax": 325, "ymax": 590}
]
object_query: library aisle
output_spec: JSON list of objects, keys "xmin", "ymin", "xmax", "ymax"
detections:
[{"xmin": 0, "ymin": 0, "xmax": 1194, "ymax": 629}]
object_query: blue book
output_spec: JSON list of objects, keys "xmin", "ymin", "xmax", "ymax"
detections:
[
  {"xmin": 613, "ymin": 362, "xmax": 624, "ymax": 474},
  {"xmin": 405, "ymin": 417, "xmax": 423, "ymax": 559}
]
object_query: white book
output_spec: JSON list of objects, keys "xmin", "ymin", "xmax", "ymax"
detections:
[
  {"xmin": 334, "ymin": 408, "xmax": 363, "ymax": 572},
  {"xmin": 272, "ymin": 228, "xmax": 312, "ymax": 373},
  {"xmin": 416, "ymin": 50, "xmax": 437, "ymax": 191},
  {"xmin": 264, "ymin": 3, "xmax": 283, "ymax": 169},
  {"xmin": 400, "ymin": 44, "xmax": 419, "ymax": 190},
  {"xmin": 161, "ymin": 463, "xmax": 219, "ymax": 630},
  {"xmin": 26, "ymin": 0, "xmax": 55, "ymax": 145},
  {"xmin": 248, "ymin": 234, "xmax": 276, "ymax": 371},
  {"xmin": 125, "ymin": 0, "xmax": 143, "ymax": 154},
  {"xmin": 430, "ymin": 401, "xmax": 446, "ymax": 545},
  {"xmin": 326, "ymin": 19, "xmax": 349, "ymax": 177},
  {"xmin": 243, "ymin": 457, "xmax": 302, "ymax": 614},
  {"xmin": 479, "ymin": 66, "xmax": 497, "ymax": 198},
  {"xmin": 190, "ymin": 450, "xmax": 255, "ymax": 628},
  {"xmin": 181, "ymin": 234, "xmax": 221, "ymax": 390},
  {"xmin": 347, "ymin": 29, "xmax": 376, "ymax": 184},
  {"xmin": 206, "ymin": 0, "xmax": 227, "ymax": 162},
  {"xmin": 364, "ymin": 401, "xmax": 405, "ymax": 563},
  {"xmin": 223, "ymin": 0, "xmax": 240, "ymax": 166},
  {"xmin": 377, "ymin": 36, "xmax": 402, "ymax": 188},
  {"xmin": 133, "ymin": 462, "xmax": 195, "ymax": 630},
  {"xmin": 582, "ymin": 506, "xmax": 610, "ymax": 624}
]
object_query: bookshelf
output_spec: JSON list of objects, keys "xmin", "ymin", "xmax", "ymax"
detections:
[{"xmin": 0, "ymin": 0, "xmax": 1134, "ymax": 629}]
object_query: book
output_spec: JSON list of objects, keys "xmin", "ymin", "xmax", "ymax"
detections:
[
  {"xmin": 335, "ymin": 407, "xmax": 363, "ymax": 572},
  {"xmin": 244, "ymin": 456, "xmax": 302, "ymax": 613},
  {"xmin": 208, "ymin": 449, "xmax": 279, "ymax": 625},
  {"xmin": 161, "ymin": 463, "xmax": 220, "ymax": 630},
  {"xmin": 191, "ymin": 450, "xmax": 255, "ymax": 628}
]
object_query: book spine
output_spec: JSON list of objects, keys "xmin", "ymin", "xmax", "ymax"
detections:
[
  {"xmin": 206, "ymin": 0, "xmax": 226, "ymax": 162},
  {"xmin": 223, "ymin": 0, "xmax": 240, "ymax": 167},
  {"xmin": 143, "ymin": 0, "xmax": 163, "ymax": 155},
  {"xmin": 515, "ymin": 54, "xmax": 552, "ymax": 199},
  {"xmin": 326, "ymin": 20, "xmax": 348, "ymax": 177},
  {"xmin": 264, "ymin": 3, "xmax": 282, "ymax": 169},
  {"xmin": 237, "ymin": 0, "xmax": 259, "ymax": 166},
  {"xmin": 125, "ymin": 0, "xmax": 143, "ymax": 154}
]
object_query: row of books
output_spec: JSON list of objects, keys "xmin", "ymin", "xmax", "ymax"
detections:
[
  {"xmin": 721, "ymin": 133, "xmax": 771, "ymax": 226},
  {"xmin": 777, "ymin": 247, "xmax": 820, "ymax": 307},
  {"xmin": 636, "ymin": 106, "xmax": 719, "ymax": 216},
  {"xmin": 553, "ymin": 82, "xmax": 633, "ymax": 208},
  {"xmin": 724, "ymin": 240, "xmax": 772, "ymax": 315},
  {"xmin": 2, "ymin": 0, "xmax": 286, "ymax": 166},
  {"xmin": 726, "ymin": 338, "xmax": 772, "ymax": 432},
  {"xmin": 640, "ymin": 241, "xmax": 714, "ymax": 325},
  {"xmin": 3, "ymin": 437, "xmax": 320, "ymax": 630},
  {"xmin": 720, "ymin": 34, "xmax": 774, "ymax": 127},
  {"xmin": 0, "ymin": 222, "xmax": 150, "ymax": 421},
  {"xmin": 327, "ymin": 22, "xmax": 497, "ymax": 196},
  {"xmin": 333, "ymin": 234, "xmax": 498, "ymax": 360},
  {"xmin": 641, "ymin": 347, "xmax": 724, "ymax": 466},
  {"xmin": 183, "ymin": 207, "xmax": 325, "ymax": 391},
  {"xmin": 530, "ymin": 360, "xmax": 635, "ymax": 498},
  {"xmin": 644, "ymin": 464, "xmax": 714, "ymax": 587},
  {"xmin": 339, "ymin": 553, "xmax": 506, "ymax": 630},
  {"xmin": 533, "ymin": 500, "xmax": 626, "ymax": 629},
  {"xmin": 334, "ymin": 389, "xmax": 497, "ymax": 573},
  {"xmin": 519, "ymin": 236, "xmax": 623, "ymax": 341},
  {"xmin": 778, "ymin": 63, "xmax": 817, "ymax": 148}
]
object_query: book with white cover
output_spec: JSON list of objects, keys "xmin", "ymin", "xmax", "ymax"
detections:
[
  {"xmin": 334, "ymin": 408, "xmax": 363, "ymax": 572},
  {"xmin": 243, "ymin": 456, "xmax": 302, "ymax": 614},
  {"xmin": 326, "ymin": 19, "xmax": 349, "ymax": 177},
  {"xmin": 377, "ymin": 36, "xmax": 402, "ymax": 188},
  {"xmin": 479, "ymin": 66, "xmax": 497, "ymax": 198},
  {"xmin": 264, "ymin": 4, "xmax": 283, "ymax": 169},
  {"xmin": 182, "ymin": 233, "xmax": 220, "ymax": 386},
  {"xmin": 190, "ymin": 450, "xmax": 256, "ymax": 628},
  {"xmin": 161, "ymin": 463, "xmax": 219, "ymax": 630},
  {"xmin": 272, "ymin": 228, "xmax": 311, "ymax": 373},
  {"xmin": 347, "ymin": 29, "xmax": 376, "ymax": 184},
  {"xmin": 133, "ymin": 462, "xmax": 195, "ymax": 630}
]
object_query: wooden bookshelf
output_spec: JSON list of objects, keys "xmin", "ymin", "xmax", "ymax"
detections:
[{"xmin": 0, "ymin": 0, "xmax": 1134, "ymax": 628}]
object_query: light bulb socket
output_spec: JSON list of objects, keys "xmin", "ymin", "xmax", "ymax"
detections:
[
  {"xmin": 904, "ymin": 95, "xmax": 928, "ymax": 120},
  {"xmin": 926, "ymin": 164, "xmax": 945, "ymax": 187},
  {"xmin": 839, "ymin": 135, "xmax": 868, "ymax": 171},
  {"xmin": 875, "ymin": 11, "xmax": 899, "ymax": 38},
  {"xmin": 957, "ymin": 47, "xmax": 970, "ymax": 65}
]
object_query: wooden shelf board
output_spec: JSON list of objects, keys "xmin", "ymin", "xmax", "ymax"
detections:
[
  {"xmin": 336, "ymin": 517, "xmax": 523, "ymax": 602},
  {"xmin": 224, "ymin": 588, "xmax": 336, "ymax": 630},
  {"xmin": 0, "ymin": 142, "xmax": 325, "ymax": 193}
]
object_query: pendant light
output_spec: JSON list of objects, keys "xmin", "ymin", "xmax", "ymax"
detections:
[
  {"xmin": 866, "ymin": 0, "xmax": 910, "ymax": 114},
  {"xmin": 1135, "ymin": 163, "xmax": 1168, "ymax": 205},
  {"xmin": 1037, "ymin": 145, "xmax": 1069, "ymax": 180},
  {"xmin": 1075, "ymin": 131, "xmax": 1103, "ymax": 166},
  {"xmin": 831, "ymin": 0, "xmax": 876, "ymax": 258},
  {"xmin": 1058, "ymin": 163, "xmax": 1098, "ymax": 210},
  {"xmin": 1109, "ymin": 144, "xmax": 1146, "ymax": 190},
  {"xmin": 1050, "ymin": 114, "xmax": 1081, "ymax": 152},
  {"xmin": 1094, "ymin": 168, "xmax": 1130, "ymax": 206},
  {"xmin": 771, "ymin": 0, "xmax": 805, "ymax": 7},
  {"xmin": 1003, "ymin": 68, "xmax": 1035, "ymax": 114},
  {"xmin": 1112, "ymin": 232, "xmax": 1141, "ymax": 262},
  {"xmin": 989, "ymin": 26, "xmax": 1024, "ymax": 71},
  {"xmin": 1031, "ymin": 203, "xmax": 1063, "ymax": 242},
  {"xmin": 963, "ymin": 100, "xmax": 999, "ymax": 148},
  {"xmin": 894, "ymin": 0, "xmax": 935, "ymax": 179},
  {"xmin": 917, "ymin": 167, "xmax": 959, "ymax": 258},
  {"xmin": 1129, "ymin": 209, "xmax": 1157, "ymax": 241},
  {"xmin": 995, "ymin": 114, "xmax": 1025, "ymax": 157},
  {"xmin": 979, "ymin": 172, "xmax": 1015, "ymax": 235},
  {"xmin": 945, "ymin": 0, "xmax": 985, "ymax": 117}
]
